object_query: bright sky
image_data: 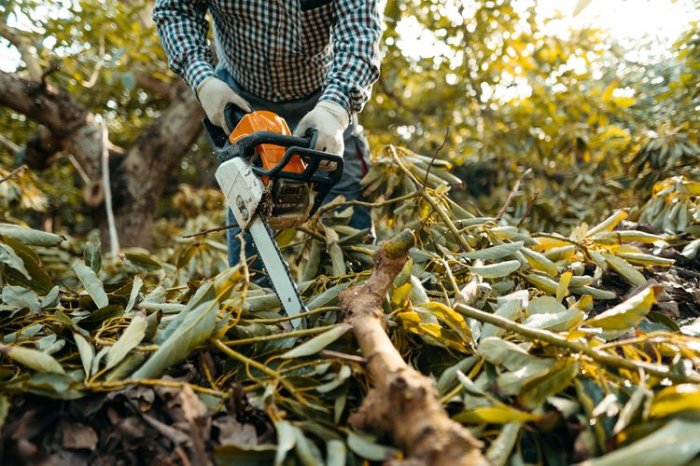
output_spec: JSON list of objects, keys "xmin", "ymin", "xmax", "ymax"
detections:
[
  {"xmin": 396, "ymin": 0, "xmax": 698, "ymax": 62},
  {"xmin": 1, "ymin": 0, "xmax": 698, "ymax": 72}
]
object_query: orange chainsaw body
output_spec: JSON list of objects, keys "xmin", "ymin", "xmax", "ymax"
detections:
[
  {"xmin": 228, "ymin": 111, "xmax": 310, "ymax": 230},
  {"xmin": 228, "ymin": 111, "xmax": 306, "ymax": 184}
]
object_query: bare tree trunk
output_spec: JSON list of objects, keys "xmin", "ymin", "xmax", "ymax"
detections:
[
  {"xmin": 0, "ymin": 71, "xmax": 204, "ymax": 247},
  {"xmin": 339, "ymin": 230, "xmax": 488, "ymax": 466}
]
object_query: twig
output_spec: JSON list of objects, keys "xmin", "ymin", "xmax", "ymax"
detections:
[
  {"xmin": 0, "ymin": 164, "xmax": 27, "ymax": 185},
  {"xmin": 221, "ymin": 324, "xmax": 338, "ymax": 346},
  {"xmin": 422, "ymin": 127, "xmax": 450, "ymax": 189},
  {"xmin": 495, "ymin": 168, "xmax": 533, "ymax": 222},
  {"xmin": 319, "ymin": 349, "xmax": 366, "ymax": 364},
  {"xmin": 517, "ymin": 191, "xmax": 539, "ymax": 228},
  {"xmin": 181, "ymin": 223, "xmax": 237, "ymax": 239},
  {"xmin": 247, "ymin": 306, "xmax": 339, "ymax": 324},
  {"xmin": 101, "ymin": 120, "xmax": 120, "ymax": 257},
  {"xmin": 313, "ymin": 192, "xmax": 419, "ymax": 218},
  {"xmin": 211, "ymin": 338, "xmax": 304, "ymax": 403},
  {"xmin": 391, "ymin": 146, "xmax": 473, "ymax": 252},
  {"xmin": 455, "ymin": 303, "xmax": 700, "ymax": 384},
  {"xmin": 88, "ymin": 378, "xmax": 224, "ymax": 397}
]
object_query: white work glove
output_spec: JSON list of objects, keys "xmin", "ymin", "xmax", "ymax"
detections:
[
  {"xmin": 196, "ymin": 76, "xmax": 252, "ymax": 133},
  {"xmin": 294, "ymin": 101, "xmax": 350, "ymax": 168}
]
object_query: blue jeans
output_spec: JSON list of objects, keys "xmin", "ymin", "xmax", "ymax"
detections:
[{"xmin": 216, "ymin": 68, "xmax": 372, "ymax": 268}]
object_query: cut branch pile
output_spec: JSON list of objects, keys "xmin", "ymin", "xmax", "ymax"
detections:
[{"xmin": 1, "ymin": 146, "xmax": 700, "ymax": 465}]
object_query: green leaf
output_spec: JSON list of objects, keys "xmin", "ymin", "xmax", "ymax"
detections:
[
  {"xmin": 281, "ymin": 324, "xmax": 351, "ymax": 359},
  {"xmin": 614, "ymin": 386, "xmax": 651, "ymax": 434},
  {"xmin": 481, "ymin": 299, "xmax": 522, "ymax": 340},
  {"xmin": 132, "ymin": 283, "xmax": 218, "ymax": 379},
  {"xmin": 528, "ymin": 296, "xmax": 566, "ymax": 315},
  {"xmin": 586, "ymin": 419, "xmax": 700, "ymax": 466},
  {"xmin": 518, "ymin": 361, "xmax": 579, "ymax": 409},
  {"xmin": 520, "ymin": 247, "xmax": 558, "ymax": 276},
  {"xmin": 0, "ymin": 243, "xmax": 30, "ymax": 279},
  {"xmin": 523, "ymin": 308, "xmax": 584, "ymax": 332},
  {"xmin": 603, "ymin": 253, "xmax": 647, "ymax": 286},
  {"xmin": 471, "ymin": 260, "xmax": 521, "ymax": 279},
  {"xmin": 437, "ymin": 356, "xmax": 477, "ymax": 395},
  {"xmin": 0, "ymin": 395, "xmax": 9, "ymax": 429},
  {"xmin": 1, "ymin": 285, "xmax": 41, "ymax": 313},
  {"xmin": 326, "ymin": 440, "xmax": 346, "ymax": 466},
  {"xmin": 317, "ymin": 365, "xmax": 352, "ymax": 393},
  {"xmin": 73, "ymin": 333, "xmax": 95, "ymax": 377},
  {"xmin": 72, "ymin": 259, "xmax": 109, "ymax": 308},
  {"xmin": 585, "ymin": 286, "xmax": 662, "ymax": 331},
  {"xmin": 462, "ymin": 241, "xmax": 524, "ymax": 261},
  {"xmin": 125, "ymin": 276, "xmax": 143, "ymax": 314},
  {"xmin": 347, "ymin": 432, "xmax": 399, "ymax": 461},
  {"xmin": 0, "ymin": 344, "xmax": 65, "ymax": 374},
  {"xmin": 1, "ymin": 237, "xmax": 54, "ymax": 294},
  {"xmin": 478, "ymin": 337, "xmax": 535, "ymax": 371},
  {"xmin": 274, "ymin": 420, "xmax": 296, "ymax": 466},
  {"xmin": 486, "ymin": 422, "xmax": 521, "ymax": 466},
  {"xmin": 84, "ymin": 236, "xmax": 102, "ymax": 273},
  {"xmin": 0, "ymin": 224, "xmax": 64, "ymax": 246},
  {"xmin": 106, "ymin": 313, "xmax": 148, "ymax": 370}
]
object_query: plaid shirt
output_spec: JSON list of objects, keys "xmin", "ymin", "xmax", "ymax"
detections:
[{"xmin": 153, "ymin": 0, "xmax": 382, "ymax": 114}]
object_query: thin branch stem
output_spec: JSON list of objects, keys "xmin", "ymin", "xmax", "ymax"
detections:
[
  {"xmin": 0, "ymin": 164, "xmax": 27, "ymax": 185},
  {"xmin": 210, "ymin": 338, "xmax": 304, "ymax": 402},
  {"xmin": 221, "ymin": 324, "xmax": 338, "ymax": 346},
  {"xmin": 455, "ymin": 303, "xmax": 700, "ymax": 384},
  {"xmin": 391, "ymin": 146, "xmax": 473, "ymax": 252},
  {"xmin": 495, "ymin": 168, "xmax": 533, "ymax": 222}
]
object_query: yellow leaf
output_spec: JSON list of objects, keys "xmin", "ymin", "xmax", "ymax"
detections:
[
  {"xmin": 521, "ymin": 248, "xmax": 558, "ymax": 277},
  {"xmin": 557, "ymin": 270, "xmax": 573, "ymax": 302},
  {"xmin": 585, "ymin": 286, "xmax": 662, "ymax": 331},
  {"xmin": 454, "ymin": 404, "xmax": 540, "ymax": 424},
  {"xmin": 650, "ymin": 384, "xmax": 700, "ymax": 418},
  {"xmin": 391, "ymin": 283, "xmax": 413, "ymax": 306},
  {"xmin": 587, "ymin": 210, "xmax": 628, "ymax": 237},
  {"xmin": 417, "ymin": 302, "xmax": 472, "ymax": 344}
]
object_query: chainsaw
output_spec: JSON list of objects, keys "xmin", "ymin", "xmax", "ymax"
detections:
[{"xmin": 203, "ymin": 104, "xmax": 343, "ymax": 328}]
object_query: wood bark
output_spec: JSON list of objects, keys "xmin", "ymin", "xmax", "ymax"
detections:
[
  {"xmin": 0, "ymin": 71, "xmax": 204, "ymax": 247},
  {"xmin": 339, "ymin": 230, "xmax": 488, "ymax": 466}
]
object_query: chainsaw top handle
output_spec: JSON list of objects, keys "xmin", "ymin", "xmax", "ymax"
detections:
[{"xmin": 203, "ymin": 103, "xmax": 344, "ymax": 191}]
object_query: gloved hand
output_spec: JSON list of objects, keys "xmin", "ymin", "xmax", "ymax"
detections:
[
  {"xmin": 197, "ymin": 77, "xmax": 252, "ymax": 133},
  {"xmin": 294, "ymin": 100, "xmax": 350, "ymax": 168}
]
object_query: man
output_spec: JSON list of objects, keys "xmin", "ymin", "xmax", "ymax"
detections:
[{"xmin": 153, "ymin": 0, "xmax": 382, "ymax": 268}]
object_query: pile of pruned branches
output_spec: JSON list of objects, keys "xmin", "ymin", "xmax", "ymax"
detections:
[{"xmin": 1, "ymin": 147, "xmax": 700, "ymax": 466}]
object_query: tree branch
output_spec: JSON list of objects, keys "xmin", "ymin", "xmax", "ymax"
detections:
[
  {"xmin": 0, "ymin": 23, "xmax": 42, "ymax": 80},
  {"xmin": 455, "ymin": 303, "xmax": 700, "ymax": 384},
  {"xmin": 339, "ymin": 230, "xmax": 488, "ymax": 466}
]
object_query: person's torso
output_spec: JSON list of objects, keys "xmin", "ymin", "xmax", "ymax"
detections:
[{"xmin": 209, "ymin": 0, "xmax": 336, "ymax": 102}]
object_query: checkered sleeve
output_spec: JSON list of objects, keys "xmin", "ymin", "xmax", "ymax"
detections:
[
  {"xmin": 319, "ymin": 0, "xmax": 383, "ymax": 115},
  {"xmin": 152, "ymin": 0, "xmax": 216, "ymax": 94}
]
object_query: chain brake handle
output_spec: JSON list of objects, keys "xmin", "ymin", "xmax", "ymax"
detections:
[{"xmin": 205, "ymin": 104, "xmax": 344, "ymax": 214}]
